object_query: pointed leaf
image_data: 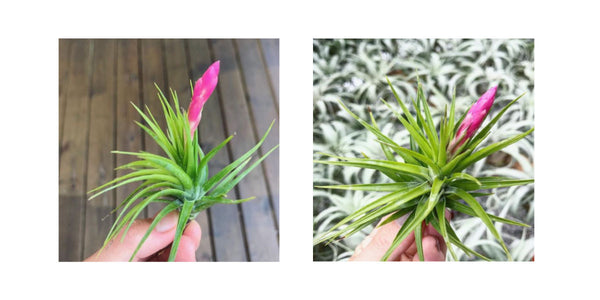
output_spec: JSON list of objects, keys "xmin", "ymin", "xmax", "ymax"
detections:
[{"xmin": 448, "ymin": 187, "xmax": 512, "ymax": 260}]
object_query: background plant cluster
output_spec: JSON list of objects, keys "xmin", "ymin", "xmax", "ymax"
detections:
[{"xmin": 313, "ymin": 39, "xmax": 534, "ymax": 261}]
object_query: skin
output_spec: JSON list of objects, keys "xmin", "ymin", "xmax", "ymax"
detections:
[
  {"xmin": 350, "ymin": 212, "xmax": 450, "ymax": 261},
  {"xmin": 84, "ymin": 212, "xmax": 201, "ymax": 262}
]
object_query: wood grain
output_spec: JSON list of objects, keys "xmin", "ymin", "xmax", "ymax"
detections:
[
  {"xmin": 83, "ymin": 39, "xmax": 116, "ymax": 258},
  {"xmin": 59, "ymin": 39, "xmax": 93, "ymax": 261}
]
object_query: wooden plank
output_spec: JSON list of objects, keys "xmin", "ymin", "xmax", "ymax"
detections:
[
  {"xmin": 59, "ymin": 39, "xmax": 93, "ymax": 261},
  {"xmin": 59, "ymin": 195, "xmax": 84, "ymax": 261},
  {"xmin": 113, "ymin": 39, "xmax": 142, "ymax": 245},
  {"xmin": 259, "ymin": 39, "xmax": 279, "ymax": 105},
  {"xmin": 83, "ymin": 39, "xmax": 116, "ymax": 258},
  {"xmin": 235, "ymin": 39, "xmax": 280, "ymax": 224},
  {"xmin": 211, "ymin": 39, "xmax": 279, "ymax": 261},
  {"xmin": 59, "ymin": 39, "xmax": 71, "ymax": 145},
  {"xmin": 163, "ymin": 39, "xmax": 215, "ymax": 261},
  {"xmin": 139, "ymin": 39, "xmax": 167, "ymax": 219},
  {"xmin": 189, "ymin": 39, "xmax": 247, "ymax": 261},
  {"xmin": 164, "ymin": 39, "xmax": 192, "ymax": 108}
]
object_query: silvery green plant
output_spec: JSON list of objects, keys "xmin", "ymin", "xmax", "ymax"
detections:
[
  {"xmin": 314, "ymin": 78, "xmax": 534, "ymax": 261},
  {"xmin": 88, "ymin": 61, "xmax": 278, "ymax": 261}
]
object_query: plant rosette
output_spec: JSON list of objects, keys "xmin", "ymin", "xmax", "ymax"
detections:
[
  {"xmin": 89, "ymin": 61, "xmax": 278, "ymax": 261},
  {"xmin": 314, "ymin": 78, "xmax": 534, "ymax": 261}
]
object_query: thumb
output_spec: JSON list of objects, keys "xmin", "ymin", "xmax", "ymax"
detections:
[
  {"xmin": 349, "ymin": 214, "xmax": 414, "ymax": 261},
  {"xmin": 85, "ymin": 212, "xmax": 179, "ymax": 262}
]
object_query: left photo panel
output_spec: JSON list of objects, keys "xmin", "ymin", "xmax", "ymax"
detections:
[{"xmin": 59, "ymin": 39, "xmax": 279, "ymax": 262}]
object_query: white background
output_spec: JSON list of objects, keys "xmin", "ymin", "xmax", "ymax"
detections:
[{"xmin": 1, "ymin": 0, "xmax": 599, "ymax": 299}]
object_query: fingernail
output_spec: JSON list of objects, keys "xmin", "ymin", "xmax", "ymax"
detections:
[{"xmin": 156, "ymin": 212, "xmax": 178, "ymax": 232}]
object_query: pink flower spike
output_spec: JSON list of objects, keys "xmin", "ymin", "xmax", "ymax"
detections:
[
  {"xmin": 448, "ymin": 86, "xmax": 497, "ymax": 154},
  {"xmin": 188, "ymin": 60, "xmax": 220, "ymax": 136}
]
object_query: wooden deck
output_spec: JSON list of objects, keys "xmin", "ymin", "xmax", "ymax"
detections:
[{"xmin": 59, "ymin": 39, "xmax": 279, "ymax": 261}]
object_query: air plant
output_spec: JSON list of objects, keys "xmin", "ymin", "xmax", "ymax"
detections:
[
  {"xmin": 88, "ymin": 61, "xmax": 278, "ymax": 261},
  {"xmin": 314, "ymin": 78, "xmax": 534, "ymax": 261}
]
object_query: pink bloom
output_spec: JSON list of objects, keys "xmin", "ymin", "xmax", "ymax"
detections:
[
  {"xmin": 188, "ymin": 60, "xmax": 220, "ymax": 136},
  {"xmin": 448, "ymin": 86, "xmax": 497, "ymax": 154}
]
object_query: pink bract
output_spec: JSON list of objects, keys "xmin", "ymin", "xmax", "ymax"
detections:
[
  {"xmin": 188, "ymin": 60, "xmax": 220, "ymax": 136},
  {"xmin": 448, "ymin": 86, "xmax": 497, "ymax": 154}
]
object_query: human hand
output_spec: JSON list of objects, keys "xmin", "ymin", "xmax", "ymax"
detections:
[
  {"xmin": 84, "ymin": 212, "xmax": 201, "ymax": 262},
  {"xmin": 349, "ymin": 213, "xmax": 449, "ymax": 261}
]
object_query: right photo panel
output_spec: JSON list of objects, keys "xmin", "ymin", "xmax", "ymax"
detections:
[{"xmin": 313, "ymin": 39, "xmax": 534, "ymax": 261}]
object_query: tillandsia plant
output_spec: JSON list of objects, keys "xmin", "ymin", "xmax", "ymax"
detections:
[
  {"xmin": 313, "ymin": 78, "xmax": 534, "ymax": 261},
  {"xmin": 88, "ymin": 61, "xmax": 278, "ymax": 261}
]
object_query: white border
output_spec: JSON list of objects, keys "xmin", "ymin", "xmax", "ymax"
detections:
[{"xmin": 3, "ymin": 0, "xmax": 600, "ymax": 299}]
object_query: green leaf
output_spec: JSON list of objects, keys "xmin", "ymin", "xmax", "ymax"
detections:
[
  {"xmin": 211, "ymin": 145, "xmax": 279, "ymax": 196},
  {"xmin": 204, "ymin": 120, "xmax": 275, "ymax": 191},
  {"xmin": 386, "ymin": 77, "xmax": 421, "ymax": 132},
  {"xmin": 336, "ymin": 99, "xmax": 420, "ymax": 166},
  {"xmin": 206, "ymin": 156, "xmax": 252, "ymax": 194},
  {"xmin": 416, "ymin": 80, "xmax": 439, "ymax": 151},
  {"xmin": 185, "ymin": 130, "xmax": 196, "ymax": 175},
  {"xmin": 448, "ymin": 87, "xmax": 457, "ymax": 136},
  {"xmin": 129, "ymin": 202, "xmax": 179, "ymax": 261},
  {"xmin": 104, "ymin": 182, "xmax": 171, "ymax": 243},
  {"xmin": 379, "ymin": 98, "xmax": 434, "ymax": 158},
  {"xmin": 89, "ymin": 172, "xmax": 181, "ymax": 200},
  {"xmin": 448, "ymin": 187, "xmax": 513, "ymax": 261},
  {"xmin": 168, "ymin": 199, "xmax": 195, "ymax": 262},
  {"xmin": 377, "ymin": 206, "xmax": 415, "ymax": 227},
  {"xmin": 446, "ymin": 199, "xmax": 530, "ymax": 227},
  {"xmin": 89, "ymin": 169, "xmax": 165, "ymax": 195},
  {"xmin": 415, "ymin": 78, "xmax": 439, "ymax": 161},
  {"xmin": 119, "ymin": 189, "xmax": 185, "ymax": 243},
  {"xmin": 381, "ymin": 177, "xmax": 445, "ymax": 260},
  {"xmin": 314, "ymin": 156, "xmax": 430, "ymax": 180},
  {"xmin": 449, "ymin": 172, "xmax": 482, "ymax": 187},
  {"xmin": 203, "ymin": 195, "xmax": 256, "ymax": 205},
  {"xmin": 376, "ymin": 140, "xmax": 441, "ymax": 174},
  {"xmin": 449, "ymin": 177, "xmax": 534, "ymax": 191},
  {"xmin": 131, "ymin": 102, "xmax": 177, "ymax": 160},
  {"xmin": 435, "ymin": 199, "xmax": 457, "ymax": 260},
  {"xmin": 415, "ymin": 220, "xmax": 425, "ymax": 261},
  {"xmin": 313, "ymin": 183, "xmax": 430, "ymax": 245},
  {"xmin": 412, "ymin": 97, "xmax": 438, "ymax": 156},
  {"xmin": 454, "ymin": 128, "xmax": 535, "ymax": 172},
  {"xmin": 429, "ymin": 216, "xmax": 491, "ymax": 261},
  {"xmin": 314, "ymin": 182, "xmax": 420, "ymax": 192},
  {"xmin": 118, "ymin": 151, "xmax": 193, "ymax": 190},
  {"xmin": 438, "ymin": 105, "xmax": 448, "ymax": 165},
  {"xmin": 440, "ymin": 151, "xmax": 470, "ymax": 176},
  {"xmin": 195, "ymin": 134, "xmax": 234, "ymax": 186},
  {"xmin": 369, "ymin": 110, "xmax": 396, "ymax": 162}
]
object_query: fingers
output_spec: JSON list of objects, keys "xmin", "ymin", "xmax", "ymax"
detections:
[
  {"xmin": 84, "ymin": 212, "xmax": 202, "ymax": 262},
  {"xmin": 421, "ymin": 235, "xmax": 445, "ymax": 261},
  {"xmin": 148, "ymin": 220, "xmax": 201, "ymax": 262},
  {"xmin": 85, "ymin": 212, "xmax": 179, "ymax": 262},
  {"xmin": 349, "ymin": 215, "xmax": 414, "ymax": 261},
  {"xmin": 400, "ymin": 224, "xmax": 447, "ymax": 261},
  {"xmin": 349, "ymin": 213, "xmax": 449, "ymax": 262},
  {"xmin": 174, "ymin": 220, "xmax": 201, "ymax": 262}
]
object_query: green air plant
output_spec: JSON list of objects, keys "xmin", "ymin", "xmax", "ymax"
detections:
[
  {"xmin": 313, "ymin": 78, "xmax": 534, "ymax": 261},
  {"xmin": 88, "ymin": 61, "xmax": 278, "ymax": 261}
]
